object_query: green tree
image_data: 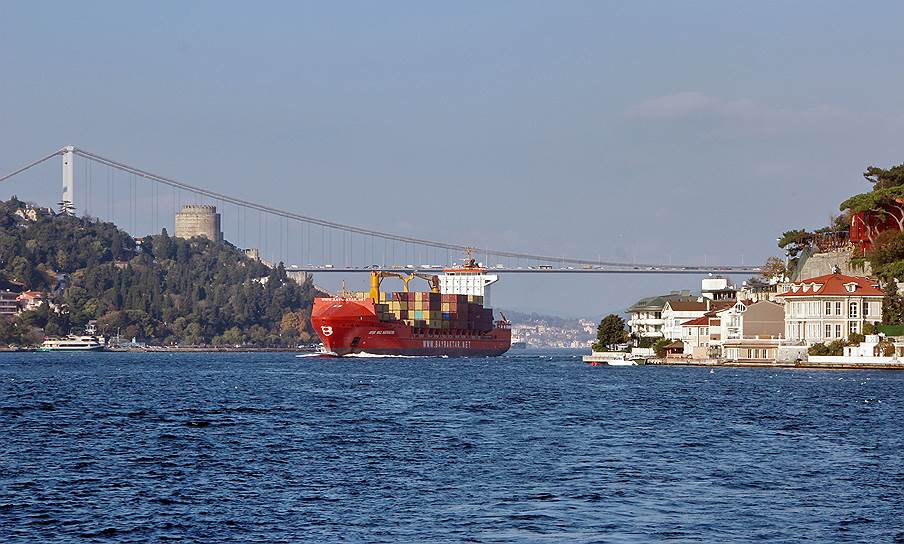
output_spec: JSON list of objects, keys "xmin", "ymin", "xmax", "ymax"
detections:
[
  {"xmin": 652, "ymin": 338, "xmax": 671, "ymax": 358},
  {"xmin": 760, "ymin": 256, "xmax": 786, "ymax": 280},
  {"xmin": 866, "ymin": 230, "xmax": 904, "ymax": 275},
  {"xmin": 882, "ymin": 281, "xmax": 904, "ymax": 326},
  {"xmin": 592, "ymin": 314, "xmax": 627, "ymax": 351},
  {"xmin": 863, "ymin": 163, "xmax": 904, "ymax": 191},
  {"xmin": 777, "ymin": 229, "xmax": 813, "ymax": 258},
  {"xmin": 0, "ymin": 198, "xmax": 317, "ymax": 346},
  {"xmin": 808, "ymin": 340, "xmax": 846, "ymax": 357},
  {"xmin": 222, "ymin": 327, "xmax": 244, "ymax": 346}
]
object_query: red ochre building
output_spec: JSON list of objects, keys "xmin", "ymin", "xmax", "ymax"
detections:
[{"xmin": 848, "ymin": 201, "xmax": 904, "ymax": 253}]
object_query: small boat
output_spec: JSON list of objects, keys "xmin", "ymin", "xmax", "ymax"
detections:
[
  {"xmin": 39, "ymin": 335, "xmax": 105, "ymax": 352},
  {"xmin": 582, "ymin": 351, "xmax": 639, "ymax": 366}
]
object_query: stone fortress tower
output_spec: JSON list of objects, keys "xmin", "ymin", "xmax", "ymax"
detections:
[{"xmin": 175, "ymin": 204, "xmax": 223, "ymax": 243}]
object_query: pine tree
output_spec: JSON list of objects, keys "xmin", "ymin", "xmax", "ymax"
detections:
[
  {"xmin": 592, "ymin": 314, "xmax": 628, "ymax": 351},
  {"xmin": 882, "ymin": 281, "xmax": 904, "ymax": 325}
]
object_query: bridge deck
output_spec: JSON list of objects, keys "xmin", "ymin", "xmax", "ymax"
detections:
[{"xmin": 287, "ymin": 266, "xmax": 760, "ymax": 274}]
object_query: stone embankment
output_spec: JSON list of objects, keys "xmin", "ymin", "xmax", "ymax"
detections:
[{"xmin": 657, "ymin": 356, "xmax": 904, "ymax": 371}]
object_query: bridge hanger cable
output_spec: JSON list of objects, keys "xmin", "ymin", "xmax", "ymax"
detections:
[
  {"xmin": 0, "ymin": 147, "xmax": 755, "ymax": 270},
  {"xmin": 72, "ymin": 147, "xmax": 686, "ymax": 267}
]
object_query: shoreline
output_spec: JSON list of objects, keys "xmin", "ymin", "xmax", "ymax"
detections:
[
  {"xmin": 656, "ymin": 358, "xmax": 904, "ymax": 371},
  {"xmin": 0, "ymin": 347, "xmax": 319, "ymax": 353}
]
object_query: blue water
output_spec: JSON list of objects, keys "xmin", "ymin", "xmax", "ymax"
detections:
[{"xmin": 1, "ymin": 350, "xmax": 903, "ymax": 543}]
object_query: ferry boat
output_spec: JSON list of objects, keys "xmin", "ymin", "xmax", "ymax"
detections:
[
  {"xmin": 312, "ymin": 255, "xmax": 511, "ymax": 357},
  {"xmin": 39, "ymin": 335, "xmax": 105, "ymax": 352}
]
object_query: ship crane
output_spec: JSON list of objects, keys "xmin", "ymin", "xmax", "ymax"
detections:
[{"xmin": 369, "ymin": 270, "xmax": 439, "ymax": 302}]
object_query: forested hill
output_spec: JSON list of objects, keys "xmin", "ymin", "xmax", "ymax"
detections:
[{"xmin": 0, "ymin": 197, "xmax": 317, "ymax": 346}]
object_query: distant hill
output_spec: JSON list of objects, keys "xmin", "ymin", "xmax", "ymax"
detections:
[
  {"xmin": 499, "ymin": 309, "xmax": 595, "ymax": 348},
  {"xmin": 499, "ymin": 309, "xmax": 588, "ymax": 328},
  {"xmin": 0, "ymin": 197, "xmax": 317, "ymax": 347}
]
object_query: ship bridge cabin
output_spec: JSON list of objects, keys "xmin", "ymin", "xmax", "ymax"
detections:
[{"xmin": 439, "ymin": 264, "xmax": 498, "ymax": 307}]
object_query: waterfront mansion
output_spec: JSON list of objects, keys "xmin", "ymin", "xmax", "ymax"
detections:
[{"xmin": 777, "ymin": 272, "xmax": 883, "ymax": 344}]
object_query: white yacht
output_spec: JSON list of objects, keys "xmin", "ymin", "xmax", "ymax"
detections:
[
  {"xmin": 582, "ymin": 351, "xmax": 641, "ymax": 366},
  {"xmin": 39, "ymin": 335, "xmax": 105, "ymax": 352}
]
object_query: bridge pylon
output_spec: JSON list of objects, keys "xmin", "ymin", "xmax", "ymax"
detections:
[{"xmin": 61, "ymin": 145, "xmax": 75, "ymax": 214}]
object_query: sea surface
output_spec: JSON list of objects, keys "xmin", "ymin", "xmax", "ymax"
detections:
[{"xmin": 1, "ymin": 349, "xmax": 903, "ymax": 543}]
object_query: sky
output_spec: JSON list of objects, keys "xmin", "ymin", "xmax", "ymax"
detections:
[{"xmin": 2, "ymin": 1, "xmax": 904, "ymax": 317}]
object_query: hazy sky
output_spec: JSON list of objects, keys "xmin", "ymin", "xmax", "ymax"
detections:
[{"xmin": 2, "ymin": 2, "xmax": 903, "ymax": 316}]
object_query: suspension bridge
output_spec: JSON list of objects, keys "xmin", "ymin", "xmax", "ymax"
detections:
[{"xmin": 0, "ymin": 146, "xmax": 759, "ymax": 275}]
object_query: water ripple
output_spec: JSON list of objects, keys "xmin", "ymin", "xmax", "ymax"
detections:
[{"xmin": 1, "ymin": 351, "xmax": 903, "ymax": 542}]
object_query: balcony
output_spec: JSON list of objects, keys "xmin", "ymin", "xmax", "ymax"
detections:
[{"xmin": 630, "ymin": 318, "xmax": 664, "ymax": 326}]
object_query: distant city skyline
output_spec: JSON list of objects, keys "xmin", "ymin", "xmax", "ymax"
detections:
[{"xmin": 2, "ymin": 1, "xmax": 903, "ymax": 315}]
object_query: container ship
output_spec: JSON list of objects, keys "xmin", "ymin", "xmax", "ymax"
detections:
[{"xmin": 312, "ymin": 258, "xmax": 511, "ymax": 357}]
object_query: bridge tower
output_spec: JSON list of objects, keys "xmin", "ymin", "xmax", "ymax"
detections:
[{"xmin": 61, "ymin": 145, "xmax": 75, "ymax": 214}]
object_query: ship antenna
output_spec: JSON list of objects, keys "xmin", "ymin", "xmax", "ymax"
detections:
[
  {"xmin": 464, "ymin": 246, "xmax": 477, "ymax": 268},
  {"xmin": 338, "ymin": 280, "xmax": 352, "ymax": 298}
]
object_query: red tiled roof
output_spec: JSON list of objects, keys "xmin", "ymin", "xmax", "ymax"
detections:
[
  {"xmin": 699, "ymin": 300, "xmax": 739, "ymax": 317},
  {"xmin": 708, "ymin": 300, "xmax": 737, "ymax": 312},
  {"xmin": 781, "ymin": 273, "xmax": 883, "ymax": 298},
  {"xmin": 681, "ymin": 316, "xmax": 710, "ymax": 326}
]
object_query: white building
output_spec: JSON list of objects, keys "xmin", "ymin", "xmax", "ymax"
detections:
[
  {"xmin": 778, "ymin": 272, "xmax": 883, "ymax": 345},
  {"xmin": 626, "ymin": 291, "xmax": 695, "ymax": 339},
  {"xmin": 661, "ymin": 300, "xmax": 709, "ymax": 340},
  {"xmin": 701, "ymin": 276, "xmax": 737, "ymax": 301}
]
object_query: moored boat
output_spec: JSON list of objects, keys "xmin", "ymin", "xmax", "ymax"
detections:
[
  {"xmin": 582, "ymin": 351, "xmax": 641, "ymax": 366},
  {"xmin": 39, "ymin": 335, "xmax": 105, "ymax": 352}
]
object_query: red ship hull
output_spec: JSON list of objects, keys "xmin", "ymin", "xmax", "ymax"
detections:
[{"xmin": 312, "ymin": 297, "xmax": 511, "ymax": 357}]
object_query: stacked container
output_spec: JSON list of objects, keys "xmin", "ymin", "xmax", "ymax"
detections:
[{"xmin": 373, "ymin": 291, "xmax": 494, "ymax": 332}]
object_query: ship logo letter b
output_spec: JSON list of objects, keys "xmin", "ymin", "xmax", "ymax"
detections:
[{"xmin": 321, "ymin": 326, "xmax": 333, "ymax": 337}]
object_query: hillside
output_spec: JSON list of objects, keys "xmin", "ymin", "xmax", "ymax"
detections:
[
  {"xmin": 0, "ymin": 197, "xmax": 317, "ymax": 347},
  {"xmin": 500, "ymin": 309, "xmax": 595, "ymax": 348},
  {"xmin": 776, "ymin": 162, "xmax": 904, "ymax": 326}
]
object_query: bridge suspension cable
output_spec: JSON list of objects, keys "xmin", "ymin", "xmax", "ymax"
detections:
[
  {"xmin": 0, "ymin": 150, "xmax": 64, "ymax": 184},
  {"xmin": 0, "ymin": 146, "xmax": 758, "ymax": 272}
]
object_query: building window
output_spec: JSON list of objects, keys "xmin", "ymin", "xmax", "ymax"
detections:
[
  {"xmin": 851, "ymin": 321, "xmax": 859, "ymax": 335},
  {"xmin": 825, "ymin": 324, "xmax": 832, "ymax": 338},
  {"xmin": 835, "ymin": 302, "xmax": 842, "ymax": 316},
  {"xmin": 850, "ymin": 302, "xmax": 858, "ymax": 318},
  {"xmin": 836, "ymin": 324, "xmax": 842, "ymax": 338},
  {"xmin": 825, "ymin": 302, "xmax": 832, "ymax": 315}
]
